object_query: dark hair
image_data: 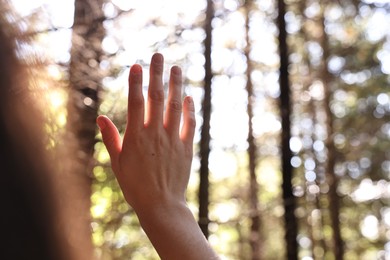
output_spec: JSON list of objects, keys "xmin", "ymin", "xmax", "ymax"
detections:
[{"xmin": 0, "ymin": 1, "xmax": 66, "ymax": 259}]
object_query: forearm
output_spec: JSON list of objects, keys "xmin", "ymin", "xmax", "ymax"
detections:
[{"xmin": 136, "ymin": 200, "xmax": 219, "ymax": 260}]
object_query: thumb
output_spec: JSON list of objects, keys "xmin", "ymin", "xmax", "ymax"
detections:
[{"xmin": 96, "ymin": 115, "xmax": 121, "ymax": 166}]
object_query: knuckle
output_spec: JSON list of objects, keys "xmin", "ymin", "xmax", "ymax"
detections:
[
  {"xmin": 155, "ymin": 68, "xmax": 163, "ymax": 75},
  {"xmin": 130, "ymin": 96, "xmax": 144, "ymax": 109},
  {"xmin": 184, "ymin": 145, "xmax": 194, "ymax": 158},
  {"xmin": 168, "ymin": 100, "xmax": 182, "ymax": 112},
  {"xmin": 149, "ymin": 89, "xmax": 164, "ymax": 103}
]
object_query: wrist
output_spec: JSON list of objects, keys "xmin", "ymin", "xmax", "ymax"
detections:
[
  {"xmin": 134, "ymin": 196, "xmax": 219, "ymax": 259},
  {"xmin": 135, "ymin": 196, "xmax": 191, "ymax": 227}
]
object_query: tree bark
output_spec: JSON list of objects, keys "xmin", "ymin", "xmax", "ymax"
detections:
[
  {"xmin": 297, "ymin": 0, "xmax": 329, "ymax": 257},
  {"xmin": 198, "ymin": 0, "xmax": 214, "ymax": 238},
  {"xmin": 277, "ymin": 0, "xmax": 299, "ymax": 259},
  {"xmin": 244, "ymin": 1, "xmax": 262, "ymax": 259},
  {"xmin": 319, "ymin": 4, "xmax": 344, "ymax": 259}
]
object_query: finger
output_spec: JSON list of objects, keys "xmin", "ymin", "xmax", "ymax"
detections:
[
  {"xmin": 146, "ymin": 53, "xmax": 165, "ymax": 127},
  {"xmin": 97, "ymin": 115, "xmax": 121, "ymax": 166},
  {"xmin": 164, "ymin": 66, "xmax": 183, "ymax": 135},
  {"xmin": 180, "ymin": 96, "xmax": 196, "ymax": 147},
  {"xmin": 127, "ymin": 64, "xmax": 144, "ymax": 133}
]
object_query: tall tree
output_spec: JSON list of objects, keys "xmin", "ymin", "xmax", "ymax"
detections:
[
  {"xmin": 198, "ymin": 0, "xmax": 214, "ymax": 238},
  {"xmin": 296, "ymin": 0, "xmax": 329, "ymax": 257},
  {"xmin": 318, "ymin": 3, "xmax": 344, "ymax": 259},
  {"xmin": 55, "ymin": 0, "xmax": 106, "ymax": 259},
  {"xmin": 244, "ymin": 0, "xmax": 262, "ymax": 259},
  {"xmin": 277, "ymin": 0, "xmax": 299, "ymax": 259}
]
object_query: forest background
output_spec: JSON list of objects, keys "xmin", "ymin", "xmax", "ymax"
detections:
[{"xmin": 7, "ymin": 0, "xmax": 390, "ymax": 259}]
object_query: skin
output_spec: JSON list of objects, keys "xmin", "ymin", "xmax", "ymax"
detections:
[{"xmin": 96, "ymin": 53, "xmax": 219, "ymax": 260}]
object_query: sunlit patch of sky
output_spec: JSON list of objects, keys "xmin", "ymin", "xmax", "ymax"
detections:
[
  {"xmin": 361, "ymin": 215, "xmax": 380, "ymax": 240},
  {"xmin": 365, "ymin": 7, "xmax": 390, "ymax": 42},
  {"xmin": 361, "ymin": 4, "xmax": 390, "ymax": 74},
  {"xmin": 377, "ymin": 42, "xmax": 390, "ymax": 75},
  {"xmin": 352, "ymin": 178, "xmax": 390, "ymax": 202},
  {"xmin": 11, "ymin": 0, "xmax": 46, "ymax": 16},
  {"xmin": 11, "ymin": 0, "xmax": 74, "ymax": 27}
]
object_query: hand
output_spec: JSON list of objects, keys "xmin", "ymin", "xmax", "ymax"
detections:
[
  {"xmin": 97, "ymin": 53, "xmax": 195, "ymax": 212},
  {"xmin": 97, "ymin": 53, "xmax": 218, "ymax": 259}
]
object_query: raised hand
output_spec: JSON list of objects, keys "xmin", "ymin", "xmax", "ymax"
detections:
[
  {"xmin": 97, "ymin": 53, "xmax": 218, "ymax": 259},
  {"xmin": 97, "ymin": 53, "xmax": 195, "ymax": 211}
]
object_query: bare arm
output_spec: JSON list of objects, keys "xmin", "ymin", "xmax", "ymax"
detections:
[{"xmin": 97, "ymin": 53, "xmax": 218, "ymax": 260}]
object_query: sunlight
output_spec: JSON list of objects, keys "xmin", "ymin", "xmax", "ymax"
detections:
[
  {"xmin": 366, "ymin": 8, "xmax": 389, "ymax": 42},
  {"xmin": 361, "ymin": 215, "xmax": 379, "ymax": 240},
  {"xmin": 8, "ymin": 0, "xmax": 390, "ymax": 258},
  {"xmin": 102, "ymin": 36, "xmax": 119, "ymax": 55},
  {"xmin": 112, "ymin": 0, "xmax": 136, "ymax": 11},
  {"xmin": 47, "ymin": 0, "xmax": 74, "ymax": 28},
  {"xmin": 91, "ymin": 200, "xmax": 109, "ymax": 218},
  {"xmin": 48, "ymin": 90, "xmax": 65, "ymax": 109},
  {"xmin": 10, "ymin": 0, "xmax": 45, "ymax": 16},
  {"xmin": 363, "ymin": 0, "xmax": 390, "ymax": 4},
  {"xmin": 209, "ymin": 149, "xmax": 237, "ymax": 180},
  {"xmin": 290, "ymin": 136, "xmax": 303, "ymax": 153},
  {"xmin": 377, "ymin": 48, "xmax": 390, "ymax": 74},
  {"xmin": 11, "ymin": 0, "xmax": 74, "ymax": 27},
  {"xmin": 252, "ymin": 112, "xmax": 282, "ymax": 135},
  {"xmin": 352, "ymin": 178, "xmax": 390, "ymax": 202},
  {"xmin": 383, "ymin": 208, "xmax": 390, "ymax": 227},
  {"xmin": 212, "ymin": 202, "xmax": 238, "ymax": 223}
]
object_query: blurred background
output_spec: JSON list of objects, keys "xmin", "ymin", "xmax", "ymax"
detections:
[{"xmin": 7, "ymin": 0, "xmax": 390, "ymax": 259}]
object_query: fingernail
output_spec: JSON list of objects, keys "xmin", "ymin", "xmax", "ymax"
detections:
[
  {"xmin": 172, "ymin": 66, "xmax": 181, "ymax": 75},
  {"xmin": 186, "ymin": 96, "xmax": 193, "ymax": 104},
  {"xmin": 131, "ymin": 64, "xmax": 142, "ymax": 74},
  {"xmin": 153, "ymin": 53, "xmax": 163, "ymax": 65}
]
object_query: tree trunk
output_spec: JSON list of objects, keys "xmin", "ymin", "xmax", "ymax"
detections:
[
  {"xmin": 244, "ymin": 1, "xmax": 262, "ymax": 259},
  {"xmin": 319, "ymin": 4, "xmax": 344, "ymax": 259},
  {"xmin": 55, "ymin": 0, "xmax": 106, "ymax": 259},
  {"xmin": 277, "ymin": 0, "xmax": 299, "ymax": 259},
  {"xmin": 198, "ymin": 0, "xmax": 214, "ymax": 238}
]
